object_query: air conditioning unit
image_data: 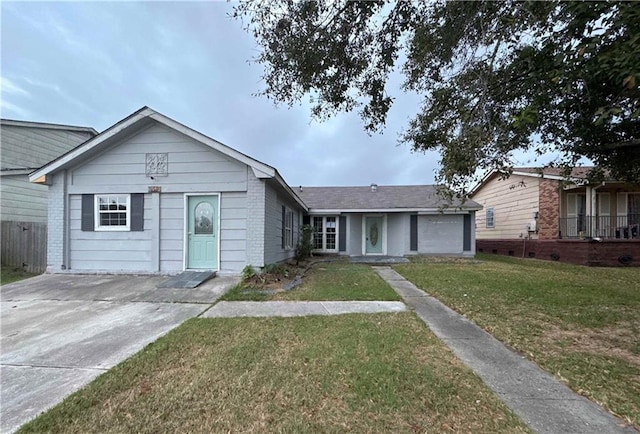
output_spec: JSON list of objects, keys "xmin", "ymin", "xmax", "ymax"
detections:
[{"xmin": 527, "ymin": 220, "xmax": 537, "ymax": 232}]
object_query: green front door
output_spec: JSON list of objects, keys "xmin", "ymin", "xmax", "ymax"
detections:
[
  {"xmin": 187, "ymin": 195, "xmax": 218, "ymax": 269},
  {"xmin": 365, "ymin": 216, "xmax": 384, "ymax": 254}
]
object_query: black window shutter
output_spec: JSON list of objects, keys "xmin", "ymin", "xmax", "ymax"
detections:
[
  {"xmin": 338, "ymin": 216, "xmax": 347, "ymax": 252},
  {"xmin": 463, "ymin": 214, "xmax": 471, "ymax": 251},
  {"xmin": 81, "ymin": 195, "xmax": 95, "ymax": 231},
  {"xmin": 410, "ymin": 215, "xmax": 418, "ymax": 251},
  {"xmin": 131, "ymin": 194, "xmax": 144, "ymax": 231},
  {"xmin": 281, "ymin": 205, "xmax": 286, "ymax": 248}
]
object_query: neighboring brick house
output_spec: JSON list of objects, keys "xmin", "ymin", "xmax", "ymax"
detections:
[{"xmin": 470, "ymin": 167, "xmax": 640, "ymax": 266}]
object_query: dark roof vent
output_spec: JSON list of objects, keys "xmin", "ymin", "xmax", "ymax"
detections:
[{"xmin": 371, "ymin": 183, "xmax": 378, "ymax": 192}]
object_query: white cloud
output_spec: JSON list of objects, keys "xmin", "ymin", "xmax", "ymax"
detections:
[
  {"xmin": 0, "ymin": 77, "xmax": 30, "ymax": 97},
  {"xmin": 0, "ymin": 100, "xmax": 31, "ymax": 118}
]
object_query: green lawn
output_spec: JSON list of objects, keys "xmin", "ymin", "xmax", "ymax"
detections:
[
  {"xmin": 223, "ymin": 262, "xmax": 400, "ymax": 301},
  {"xmin": 0, "ymin": 266, "xmax": 38, "ymax": 285},
  {"xmin": 394, "ymin": 254, "xmax": 640, "ymax": 428},
  {"xmin": 19, "ymin": 313, "xmax": 528, "ymax": 433}
]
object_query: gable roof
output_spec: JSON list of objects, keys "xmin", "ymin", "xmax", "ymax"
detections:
[
  {"xmin": 512, "ymin": 166, "xmax": 594, "ymax": 179},
  {"xmin": 29, "ymin": 107, "xmax": 307, "ymax": 210},
  {"xmin": 297, "ymin": 185, "xmax": 481, "ymax": 212},
  {"xmin": 0, "ymin": 118, "xmax": 97, "ymax": 135},
  {"xmin": 469, "ymin": 166, "xmax": 598, "ymax": 197},
  {"xmin": 1, "ymin": 119, "xmax": 98, "ymax": 172}
]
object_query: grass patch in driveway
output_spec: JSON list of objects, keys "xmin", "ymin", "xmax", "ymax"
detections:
[
  {"xmin": 18, "ymin": 313, "xmax": 528, "ymax": 434},
  {"xmin": 0, "ymin": 266, "xmax": 38, "ymax": 285},
  {"xmin": 224, "ymin": 261, "xmax": 400, "ymax": 301},
  {"xmin": 394, "ymin": 254, "xmax": 640, "ymax": 428}
]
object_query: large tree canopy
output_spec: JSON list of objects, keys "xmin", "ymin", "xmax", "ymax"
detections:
[{"xmin": 234, "ymin": 1, "xmax": 640, "ymax": 191}]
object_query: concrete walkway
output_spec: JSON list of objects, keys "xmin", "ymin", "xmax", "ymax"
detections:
[
  {"xmin": 203, "ymin": 300, "xmax": 407, "ymax": 318},
  {"xmin": 1, "ymin": 274, "xmax": 238, "ymax": 434},
  {"xmin": 373, "ymin": 266, "xmax": 637, "ymax": 434}
]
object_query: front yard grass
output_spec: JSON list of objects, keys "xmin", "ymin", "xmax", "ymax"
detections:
[
  {"xmin": 394, "ymin": 254, "xmax": 640, "ymax": 428},
  {"xmin": 19, "ymin": 313, "xmax": 529, "ymax": 433},
  {"xmin": 223, "ymin": 261, "xmax": 400, "ymax": 301},
  {"xmin": 0, "ymin": 266, "xmax": 38, "ymax": 285}
]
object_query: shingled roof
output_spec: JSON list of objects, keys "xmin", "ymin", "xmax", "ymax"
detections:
[{"xmin": 296, "ymin": 185, "xmax": 481, "ymax": 211}]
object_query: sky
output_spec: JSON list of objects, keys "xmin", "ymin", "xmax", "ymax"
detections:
[{"xmin": 1, "ymin": 1, "xmax": 554, "ymax": 188}]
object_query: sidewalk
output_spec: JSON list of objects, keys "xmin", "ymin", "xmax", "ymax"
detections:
[
  {"xmin": 373, "ymin": 266, "xmax": 637, "ymax": 434},
  {"xmin": 203, "ymin": 300, "xmax": 407, "ymax": 318}
]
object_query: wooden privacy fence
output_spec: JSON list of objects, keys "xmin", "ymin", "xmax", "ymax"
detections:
[{"xmin": 1, "ymin": 221, "xmax": 47, "ymax": 273}]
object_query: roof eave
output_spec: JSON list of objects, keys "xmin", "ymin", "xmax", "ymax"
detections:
[
  {"xmin": 29, "ymin": 107, "xmax": 282, "ymax": 184},
  {"xmin": 1, "ymin": 118, "xmax": 98, "ymax": 135},
  {"xmin": 307, "ymin": 207, "xmax": 481, "ymax": 214}
]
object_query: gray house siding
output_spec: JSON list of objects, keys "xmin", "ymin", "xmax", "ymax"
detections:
[
  {"xmin": 158, "ymin": 193, "xmax": 184, "ymax": 273},
  {"xmin": 220, "ymin": 192, "xmax": 248, "ymax": 273},
  {"xmin": 1, "ymin": 124, "xmax": 93, "ymax": 170},
  {"xmin": 386, "ymin": 213, "xmax": 408, "ymax": 256},
  {"xmin": 347, "ymin": 213, "xmax": 362, "ymax": 256},
  {"xmin": 54, "ymin": 122, "xmax": 252, "ymax": 273},
  {"xmin": 417, "ymin": 214, "xmax": 465, "ymax": 254},
  {"xmin": 0, "ymin": 175, "xmax": 48, "ymax": 223},
  {"xmin": 68, "ymin": 123, "xmax": 247, "ymax": 194},
  {"xmin": 263, "ymin": 182, "xmax": 301, "ymax": 265},
  {"xmin": 1, "ymin": 123, "xmax": 94, "ymax": 272},
  {"xmin": 69, "ymin": 194, "xmax": 153, "ymax": 271},
  {"xmin": 157, "ymin": 192, "xmax": 248, "ymax": 274},
  {"xmin": 340, "ymin": 212, "xmax": 473, "ymax": 256}
]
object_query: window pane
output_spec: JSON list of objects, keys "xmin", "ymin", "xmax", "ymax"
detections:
[
  {"xmin": 326, "ymin": 233, "xmax": 336, "ymax": 249},
  {"xmin": 97, "ymin": 194, "xmax": 129, "ymax": 227},
  {"xmin": 194, "ymin": 202, "xmax": 214, "ymax": 234},
  {"xmin": 313, "ymin": 217, "xmax": 323, "ymax": 231}
]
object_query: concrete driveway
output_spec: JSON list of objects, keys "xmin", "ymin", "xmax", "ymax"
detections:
[{"xmin": 0, "ymin": 273, "xmax": 238, "ymax": 433}]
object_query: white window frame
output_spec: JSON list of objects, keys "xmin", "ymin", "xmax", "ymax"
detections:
[
  {"xmin": 311, "ymin": 216, "xmax": 339, "ymax": 252},
  {"xmin": 486, "ymin": 208, "xmax": 495, "ymax": 228},
  {"xmin": 95, "ymin": 194, "xmax": 131, "ymax": 231},
  {"xmin": 284, "ymin": 209, "xmax": 294, "ymax": 249}
]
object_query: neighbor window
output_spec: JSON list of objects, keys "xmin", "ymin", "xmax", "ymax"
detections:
[
  {"xmin": 284, "ymin": 209, "xmax": 294, "ymax": 249},
  {"xmin": 95, "ymin": 194, "xmax": 130, "ymax": 231},
  {"xmin": 486, "ymin": 208, "xmax": 494, "ymax": 228}
]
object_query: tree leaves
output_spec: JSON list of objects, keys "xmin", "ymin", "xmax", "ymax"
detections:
[{"xmin": 234, "ymin": 0, "xmax": 640, "ymax": 190}]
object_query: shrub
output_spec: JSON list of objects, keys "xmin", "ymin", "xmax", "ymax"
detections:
[{"xmin": 295, "ymin": 224, "xmax": 315, "ymax": 263}]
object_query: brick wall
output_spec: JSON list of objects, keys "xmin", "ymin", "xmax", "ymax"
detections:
[
  {"xmin": 538, "ymin": 178, "xmax": 561, "ymax": 240},
  {"xmin": 477, "ymin": 239, "xmax": 640, "ymax": 267},
  {"xmin": 245, "ymin": 168, "xmax": 266, "ymax": 268},
  {"xmin": 46, "ymin": 172, "xmax": 65, "ymax": 272}
]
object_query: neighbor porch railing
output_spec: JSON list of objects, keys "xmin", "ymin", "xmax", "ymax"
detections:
[{"xmin": 559, "ymin": 214, "xmax": 640, "ymax": 239}]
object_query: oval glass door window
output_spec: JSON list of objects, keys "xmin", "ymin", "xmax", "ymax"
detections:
[
  {"xmin": 194, "ymin": 202, "xmax": 214, "ymax": 234},
  {"xmin": 370, "ymin": 222, "xmax": 379, "ymax": 246}
]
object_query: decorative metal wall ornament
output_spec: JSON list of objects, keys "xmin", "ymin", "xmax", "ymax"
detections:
[
  {"xmin": 370, "ymin": 222, "xmax": 379, "ymax": 246},
  {"xmin": 145, "ymin": 153, "xmax": 168, "ymax": 176}
]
